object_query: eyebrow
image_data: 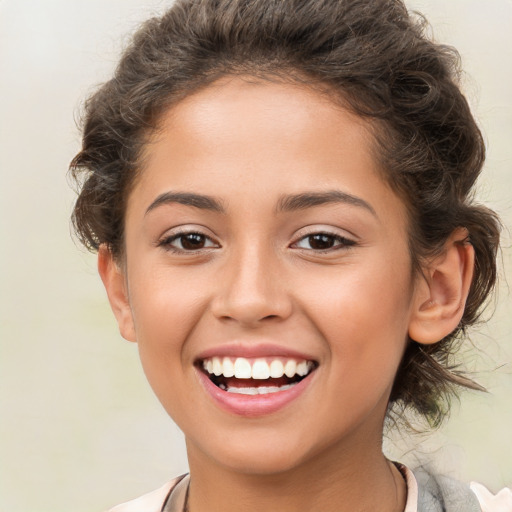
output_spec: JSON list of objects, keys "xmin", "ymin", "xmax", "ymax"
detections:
[
  {"xmin": 145, "ymin": 192, "xmax": 226, "ymax": 215},
  {"xmin": 276, "ymin": 190, "xmax": 376, "ymax": 216},
  {"xmin": 145, "ymin": 189, "xmax": 376, "ymax": 217}
]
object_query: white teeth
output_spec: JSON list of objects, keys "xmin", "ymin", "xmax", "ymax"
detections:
[
  {"xmin": 284, "ymin": 360, "xmax": 297, "ymax": 378},
  {"xmin": 202, "ymin": 356, "xmax": 314, "ymax": 380},
  {"xmin": 269, "ymin": 360, "xmax": 284, "ymax": 378},
  {"xmin": 296, "ymin": 361, "xmax": 309, "ymax": 377},
  {"xmin": 212, "ymin": 357, "xmax": 222, "ymax": 376},
  {"xmin": 229, "ymin": 386, "xmax": 259, "ymax": 395},
  {"xmin": 219, "ymin": 384, "xmax": 294, "ymax": 395},
  {"xmin": 222, "ymin": 357, "xmax": 234, "ymax": 377},
  {"xmin": 251, "ymin": 359, "xmax": 270, "ymax": 379},
  {"xmin": 234, "ymin": 358, "xmax": 252, "ymax": 379}
]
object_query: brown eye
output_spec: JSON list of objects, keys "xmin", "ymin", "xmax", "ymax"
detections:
[
  {"xmin": 159, "ymin": 232, "xmax": 218, "ymax": 252},
  {"xmin": 293, "ymin": 232, "xmax": 356, "ymax": 251},
  {"xmin": 180, "ymin": 233, "xmax": 207, "ymax": 250},
  {"xmin": 307, "ymin": 234, "xmax": 336, "ymax": 250}
]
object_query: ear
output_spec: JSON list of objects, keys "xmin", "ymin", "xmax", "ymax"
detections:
[
  {"xmin": 408, "ymin": 228, "xmax": 475, "ymax": 345},
  {"xmin": 97, "ymin": 245, "xmax": 137, "ymax": 342}
]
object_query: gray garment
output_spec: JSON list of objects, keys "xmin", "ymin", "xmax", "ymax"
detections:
[{"xmin": 415, "ymin": 469, "xmax": 481, "ymax": 512}]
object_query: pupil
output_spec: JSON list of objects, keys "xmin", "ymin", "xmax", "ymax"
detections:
[
  {"xmin": 309, "ymin": 234, "xmax": 334, "ymax": 250},
  {"xmin": 182, "ymin": 234, "xmax": 205, "ymax": 250}
]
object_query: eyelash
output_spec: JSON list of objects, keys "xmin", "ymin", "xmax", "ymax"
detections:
[
  {"xmin": 291, "ymin": 232, "xmax": 357, "ymax": 252},
  {"xmin": 157, "ymin": 230, "xmax": 219, "ymax": 253},
  {"xmin": 157, "ymin": 230, "xmax": 356, "ymax": 254}
]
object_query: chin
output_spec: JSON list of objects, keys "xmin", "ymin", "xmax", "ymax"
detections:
[
  {"xmin": 214, "ymin": 448, "xmax": 309, "ymax": 476},
  {"xmin": 186, "ymin": 424, "xmax": 336, "ymax": 478}
]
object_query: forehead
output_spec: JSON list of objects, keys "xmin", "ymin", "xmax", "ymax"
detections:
[
  {"xmin": 131, "ymin": 77, "xmax": 405, "ymax": 226},
  {"xmin": 162, "ymin": 76, "xmax": 358, "ymax": 140},
  {"xmin": 155, "ymin": 76, "xmax": 371, "ymax": 155}
]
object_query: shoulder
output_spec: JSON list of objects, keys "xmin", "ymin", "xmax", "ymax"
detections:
[
  {"xmin": 105, "ymin": 475, "xmax": 187, "ymax": 512},
  {"xmin": 470, "ymin": 481, "xmax": 512, "ymax": 512},
  {"xmin": 412, "ymin": 467, "xmax": 512, "ymax": 512},
  {"xmin": 414, "ymin": 467, "xmax": 481, "ymax": 511}
]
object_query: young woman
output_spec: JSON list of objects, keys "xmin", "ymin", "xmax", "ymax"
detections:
[{"xmin": 69, "ymin": 0, "xmax": 510, "ymax": 510}]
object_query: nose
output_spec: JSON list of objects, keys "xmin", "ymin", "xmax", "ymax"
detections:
[{"xmin": 210, "ymin": 243, "xmax": 293, "ymax": 327}]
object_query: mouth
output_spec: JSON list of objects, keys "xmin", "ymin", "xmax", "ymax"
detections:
[{"xmin": 197, "ymin": 356, "xmax": 318, "ymax": 395}]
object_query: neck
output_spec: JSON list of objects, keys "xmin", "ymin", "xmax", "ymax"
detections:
[{"xmin": 185, "ymin": 433, "xmax": 406, "ymax": 512}]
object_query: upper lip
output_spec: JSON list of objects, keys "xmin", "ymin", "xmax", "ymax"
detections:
[{"xmin": 195, "ymin": 343, "xmax": 317, "ymax": 362}]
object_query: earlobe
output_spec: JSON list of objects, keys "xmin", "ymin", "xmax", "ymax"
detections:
[
  {"xmin": 408, "ymin": 228, "xmax": 475, "ymax": 345},
  {"xmin": 97, "ymin": 245, "xmax": 137, "ymax": 342}
]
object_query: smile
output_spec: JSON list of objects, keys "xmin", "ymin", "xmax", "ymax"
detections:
[{"xmin": 200, "ymin": 357, "xmax": 317, "ymax": 396}]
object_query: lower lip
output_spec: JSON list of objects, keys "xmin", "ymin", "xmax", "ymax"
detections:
[{"xmin": 196, "ymin": 369, "xmax": 315, "ymax": 417}]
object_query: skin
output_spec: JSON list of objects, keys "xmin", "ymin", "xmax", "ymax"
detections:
[{"xmin": 99, "ymin": 77, "xmax": 475, "ymax": 512}]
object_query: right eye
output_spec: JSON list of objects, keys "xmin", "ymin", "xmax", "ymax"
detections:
[
  {"xmin": 292, "ymin": 232, "xmax": 356, "ymax": 252},
  {"xmin": 158, "ymin": 231, "xmax": 218, "ymax": 252}
]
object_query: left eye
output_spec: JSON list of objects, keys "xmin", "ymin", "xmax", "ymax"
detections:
[
  {"xmin": 160, "ymin": 232, "xmax": 217, "ymax": 251},
  {"xmin": 293, "ymin": 233, "xmax": 355, "ymax": 251}
]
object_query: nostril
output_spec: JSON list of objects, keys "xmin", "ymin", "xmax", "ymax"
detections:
[{"xmin": 213, "ymin": 309, "xmax": 289, "ymax": 326}]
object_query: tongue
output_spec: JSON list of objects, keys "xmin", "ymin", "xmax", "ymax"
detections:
[{"xmin": 223, "ymin": 377, "xmax": 291, "ymax": 388}]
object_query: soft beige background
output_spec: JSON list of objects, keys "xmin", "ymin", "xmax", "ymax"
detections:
[{"xmin": 0, "ymin": 1, "xmax": 510, "ymax": 511}]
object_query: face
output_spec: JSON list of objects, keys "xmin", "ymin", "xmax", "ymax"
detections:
[{"xmin": 109, "ymin": 77, "xmax": 420, "ymax": 476}]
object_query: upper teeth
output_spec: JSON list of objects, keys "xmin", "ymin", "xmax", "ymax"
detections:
[{"xmin": 202, "ymin": 357, "xmax": 314, "ymax": 379}]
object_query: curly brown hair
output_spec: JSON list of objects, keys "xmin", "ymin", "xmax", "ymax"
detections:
[{"xmin": 69, "ymin": 0, "xmax": 500, "ymax": 427}]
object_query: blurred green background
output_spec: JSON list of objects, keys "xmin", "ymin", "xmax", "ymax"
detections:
[{"xmin": 0, "ymin": 1, "xmax": 510, "ymax": 510}]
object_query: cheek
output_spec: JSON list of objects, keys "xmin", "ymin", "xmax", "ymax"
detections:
[
  {"xmin": 126, "ymin": 265, "xmax": 211, "ymax": 394},
  {"xmin": 130, "ymin": 274, "xmax": 207, "ymax": 423},
  {"xmin": 298, "ymin": 259, "xmax": 412, "ymax": 387},
  {"xmin": 129, "ymin": 263, "xmax": 209, "ymax": 339}
]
